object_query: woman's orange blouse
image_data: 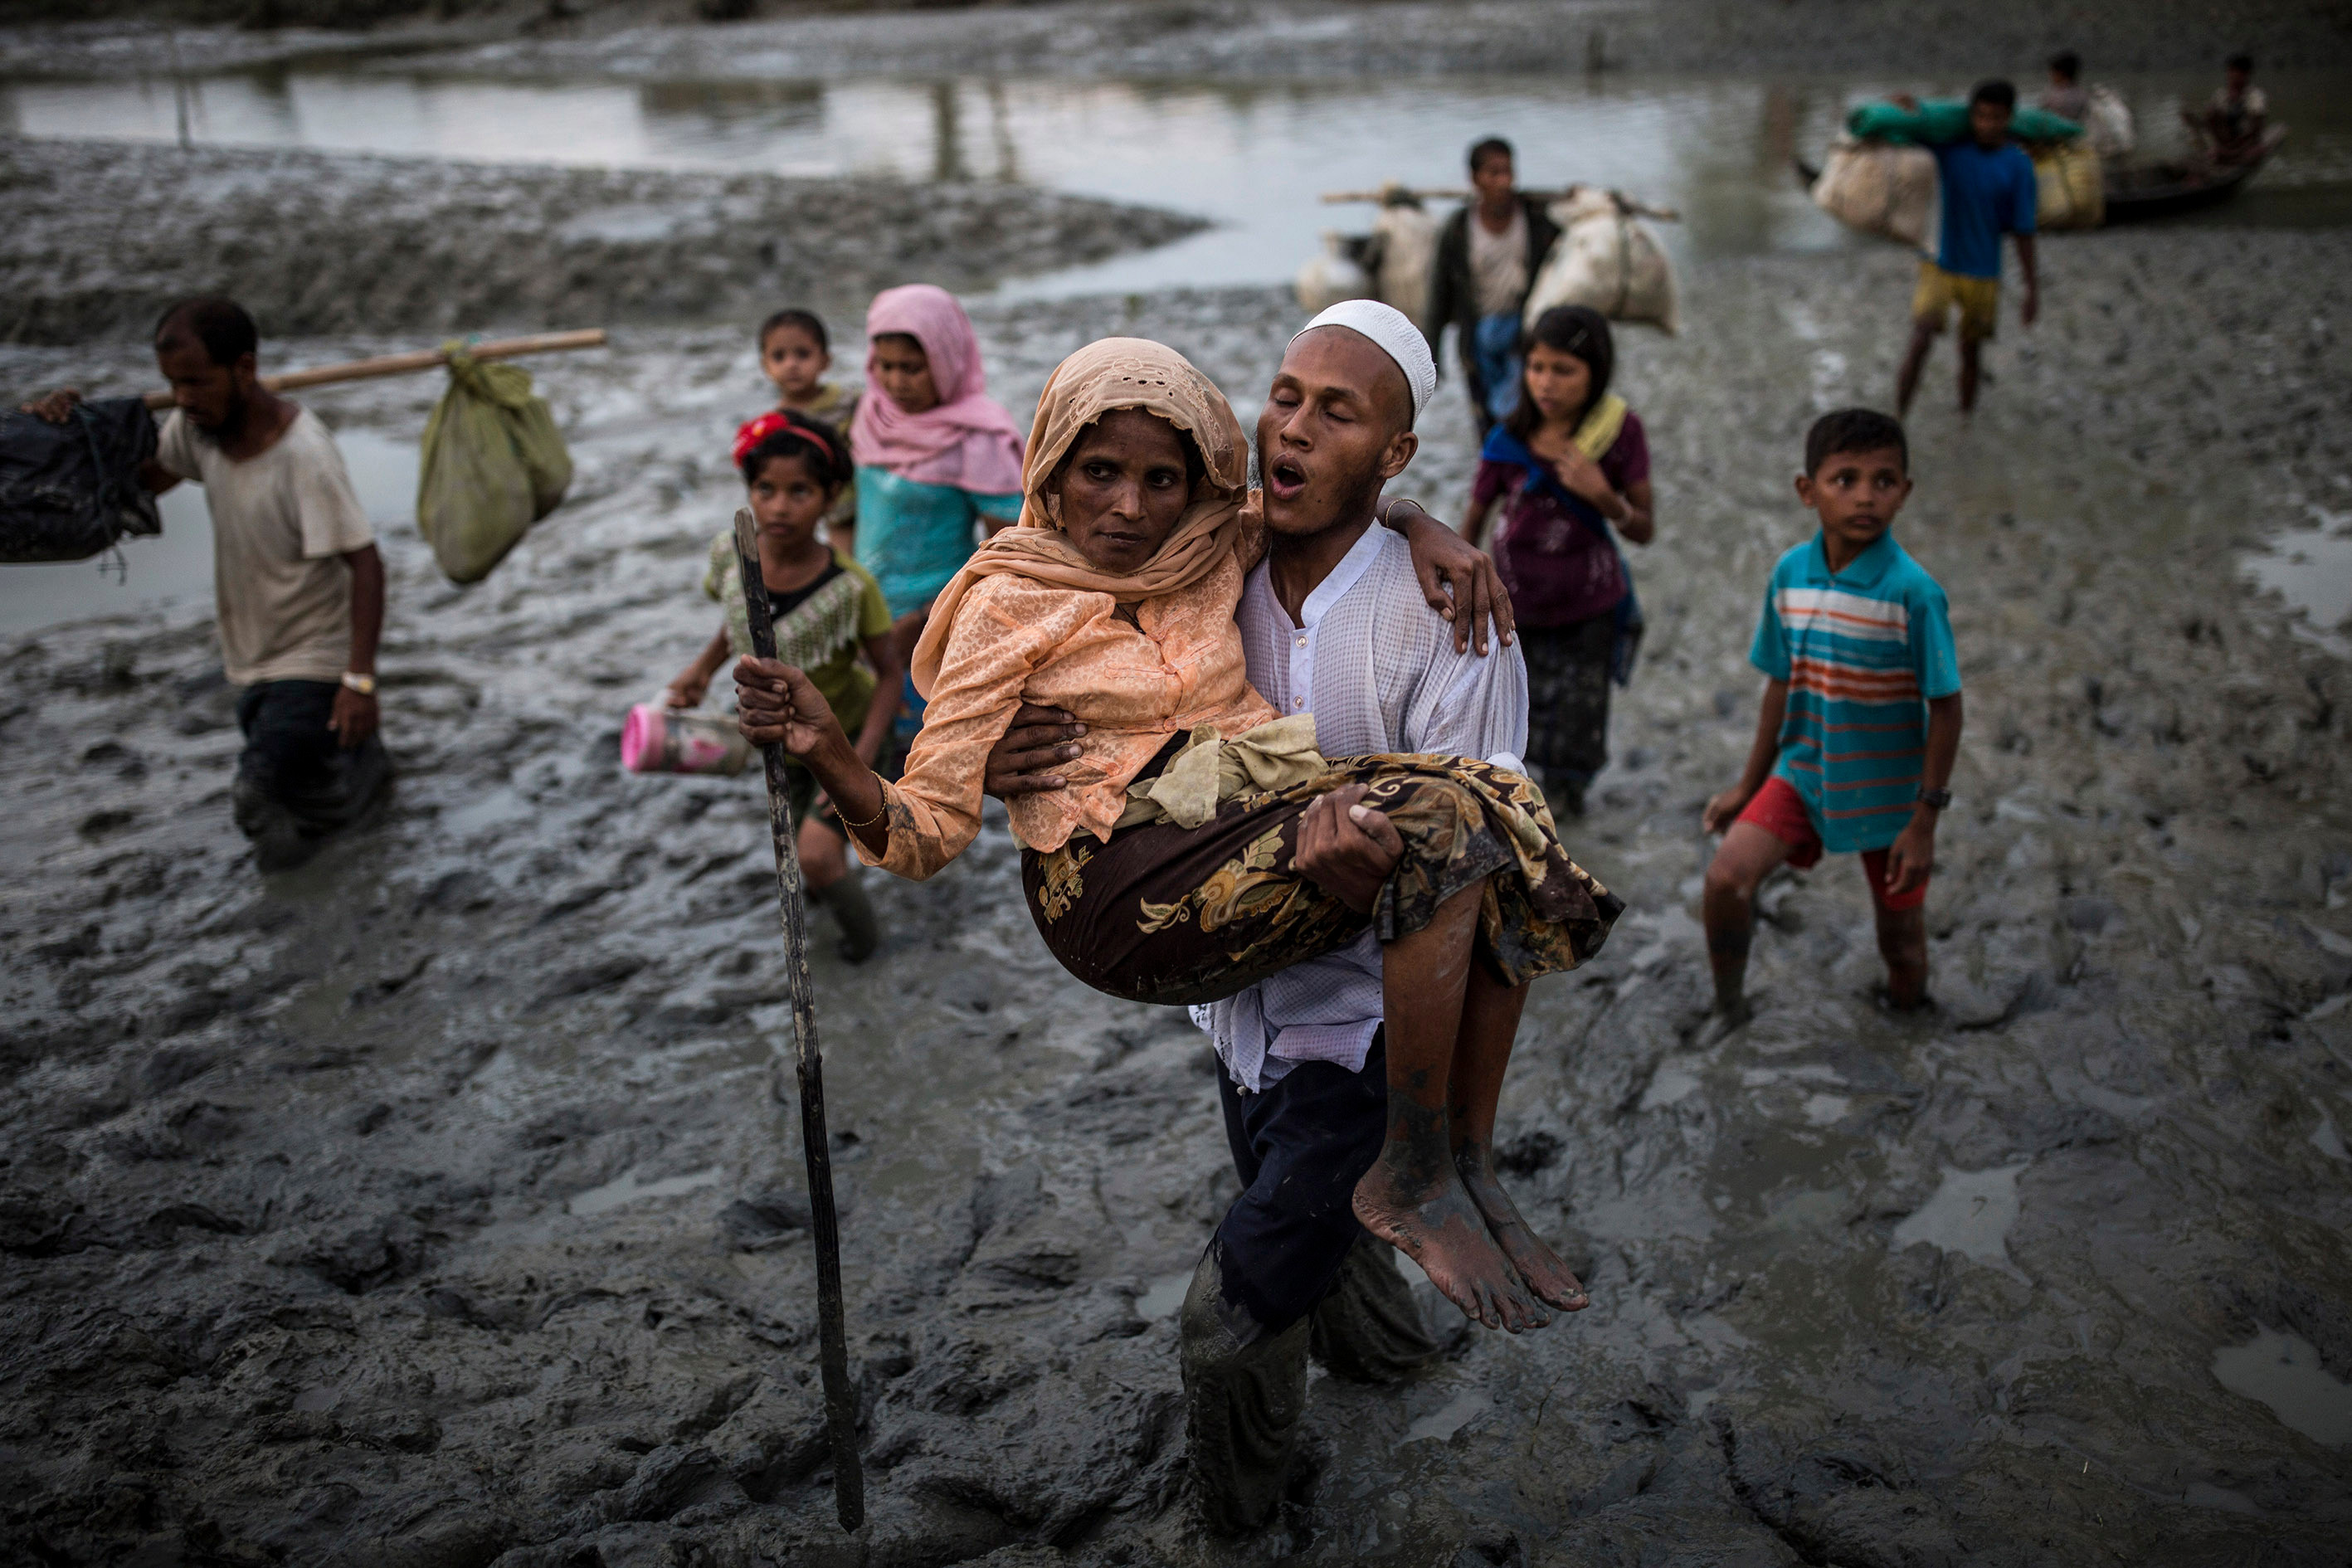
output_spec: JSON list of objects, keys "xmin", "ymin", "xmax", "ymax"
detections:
[{"xmin": 862, "ymin": 531, "xmax": 1276, "ymax": 881}]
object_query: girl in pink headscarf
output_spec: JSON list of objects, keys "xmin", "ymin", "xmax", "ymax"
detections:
[{"xmin": 850, "ymin": 285, "xmax": 1027, "ymax": 645}]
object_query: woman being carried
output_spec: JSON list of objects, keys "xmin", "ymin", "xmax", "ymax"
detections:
[
  {"xmin": 1460, "ymin": 305, "xmax": 1653, "ymax": 817},
  {"xmin": 737, "ymin": 335, "xmax": 1621, "ymax": 1330}
]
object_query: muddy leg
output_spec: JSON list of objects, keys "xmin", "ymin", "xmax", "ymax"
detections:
[
  {"xmin": 1958, "ymin": 335, "xmax": 1984, "ymax": 414},
  {"xmin": 1895, "ymin": 321, "xmax": 1937, "ymax": 417},
  {"xmin": 1354, "ymin": 881, "xmax": 1537, "ymax": 1332},
  {"xmin": 1876, "ymin": 900, "xmax": 1929, "ymax": 1009},
  {"xmin": 1448, "ymin": 962, "xmax": 1584, "ymax": 1313},
  {"xmin": 1702, "ymin": 822, "xmax": 1792, "ymax": 1025},
  {"xmin": 1179, "ymin": 1244, "xmax": 1309, "ymax": 1536}
]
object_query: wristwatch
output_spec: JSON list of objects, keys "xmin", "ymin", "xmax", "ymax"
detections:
[
  {"xmin": 341, "ymin": 671, "xmax": 377, "ymax": 696},
  {"xmin": 1917, "ymin": 786, "xmax": 1951, "ymax": 810}
]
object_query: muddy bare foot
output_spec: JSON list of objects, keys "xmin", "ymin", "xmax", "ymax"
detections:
[
  {"xmin": 1692, "ymin": 996, "xmax": 1751, "ymax": 1047},
  {"xmin": 1352, "ymin": 1152, "xmax": 1546, "ymax": 1332},
  {"xmin": 1457, "ymin": 1156, "xmax": 1590, "ymax": 1312}
]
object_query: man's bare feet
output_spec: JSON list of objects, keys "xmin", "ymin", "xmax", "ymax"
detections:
[
  {"xmin": 1352, "ymin": 1151, "xmax": 1546, "ymax": 1332},
  {"xmin": 1455, "ymin": 1153, "xmax": 1589, "ymax": 1312}
]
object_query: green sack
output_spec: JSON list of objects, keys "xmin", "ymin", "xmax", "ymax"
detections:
[
  {"xmin": 416, "ymin": 345, "xmax": 572, "ymax": 585},
  {"xmin": 1848, "ymin": 98, "xmax": 2083, "ymax": 147}
]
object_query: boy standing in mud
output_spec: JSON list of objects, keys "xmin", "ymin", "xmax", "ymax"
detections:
[
  {"xmin": 1701, "ymin": 409, "xmax": 1961, "ymax": 1029},
  {"xmin": 1894, "ymin": 80, "xmax": 2039, "ymax": 417}
]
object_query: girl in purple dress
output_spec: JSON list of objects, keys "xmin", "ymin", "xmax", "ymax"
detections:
[{"xmin": 1458, "ymin": 306, "xmax": 1655, "ymax": 815}]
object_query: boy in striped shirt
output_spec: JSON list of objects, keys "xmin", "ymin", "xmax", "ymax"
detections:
[{"xmin": 1701, "ymin": 409, "xmax": 1963, "ymax": 1027}]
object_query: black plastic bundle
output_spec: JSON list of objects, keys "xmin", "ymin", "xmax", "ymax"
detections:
[{"xmin": 0, "ymin": 397, "xmax": 163, "ymax": 563}]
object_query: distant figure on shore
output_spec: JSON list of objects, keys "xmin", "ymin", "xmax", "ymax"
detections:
[
  {"xmin": 1700, "ymin": 409, "xmax": 1961, "ymax": 1033},
  {"xmin": 665, "ymin": 410, "xmax": 898, "ymax": 961},
  {"xmin": 1895, "ymin": 80, "xmax": 2040, "ymax": 417},
  {"xmin": 2039, "ymin": 50, "xmax": 2090, "ymax": 123},
  {"xmin": 23, "ymin": 299, "xmax": 391, "ymax": 873},
  {"xmin": 755, "ymin": 308, "xmax": 860, "ymax": 557},
  {"xmin": 1427, "ymin": 136, "xmax": 1560, "ymax": 437},
  {"xmin": 2185, "ymin": 53, "xmax": 2268, "ymax": 163},
  {"xmin": 1458, "ymin": 305, "xmax": 1653, "ymax": 818}
]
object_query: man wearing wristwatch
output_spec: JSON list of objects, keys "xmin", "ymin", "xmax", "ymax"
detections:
[{"xmin": 23, "ymin": 297, "xmax": 392, "ymax": 872}]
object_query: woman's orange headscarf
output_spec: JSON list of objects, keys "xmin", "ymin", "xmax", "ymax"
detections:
[{"xmin": 908, "ymin": 338, "xmax": 1251, "ymax": 699}]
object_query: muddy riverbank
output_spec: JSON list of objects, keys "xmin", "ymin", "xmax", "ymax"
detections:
[
  {"xmin": 4, "ymin": 223, "xmax": 2352, "ymax": 1565},
  {"xmin": 0, "ymin": 135, "xmax": 1203, "ymax": 343},
  {"xmin": 5, "ymin": 0, "xmax": 2350, "ymax": 81}
]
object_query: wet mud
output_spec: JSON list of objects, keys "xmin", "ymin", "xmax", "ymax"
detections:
[
  {"xmin": 5, "ymin": 225, "xmax": 2352, "ymax": 1564},
  {"xmin": 0, "ymin": 136, "xmax": 1204, "ymax": 344}
]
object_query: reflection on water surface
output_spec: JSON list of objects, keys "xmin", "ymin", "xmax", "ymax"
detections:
[{"xmin": 4, "ymin": 66, "xmax": 2348, "ymax": 299}]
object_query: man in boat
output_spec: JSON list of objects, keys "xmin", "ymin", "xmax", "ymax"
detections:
[
  {"xmin": 985, "ymin": 304, "xmax": 1552, "ymax": 1536},
  {"xmin": 2186, "ymin": 53, "xmax": 2267, "ymax": 164},
  {"xmin": 1895, "ymin": 80, "xmax": 2040, "ymax": 419},
  {"xmin": 1427, "ymin": 136, "xmax": 1560, "ymax": 439},
  {"xmin": 2039, "ymin": 51, "xmax": 2089, "ymax": 123},
  {"xmin": 23, "ymin": 298, "xmax": 392, "ymax": 872}
]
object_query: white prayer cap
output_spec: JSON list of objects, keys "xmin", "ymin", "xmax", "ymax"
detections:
[{"xmin": 1291, "ymin": 299, "xmax": 1438, "ymax": 426}]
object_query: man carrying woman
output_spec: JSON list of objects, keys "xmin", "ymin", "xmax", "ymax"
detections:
[{"xmin": 739, "ymin": 302, "xmax": 1623, "ymax": 1534}]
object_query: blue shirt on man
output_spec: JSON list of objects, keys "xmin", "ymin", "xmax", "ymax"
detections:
[
  {"xmin": 1749, "ymin": 530, "xmax": 1960, "ymax": 855},
  {"xmin": 1931, "ymin": 139, "xmax": 2038, "ymax": 280}
]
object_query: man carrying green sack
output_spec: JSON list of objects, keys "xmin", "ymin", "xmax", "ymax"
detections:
[
  {"xmin": 21, "ymin": 298, "xmax": 394, "ymax": 873},
  {"xmin": 416, "ymin": 343, "xmax": 572, "ymax": 584},
  {"xmin": 1890, "ymin": 80, "xmax": 2046, "ymax": 418}
]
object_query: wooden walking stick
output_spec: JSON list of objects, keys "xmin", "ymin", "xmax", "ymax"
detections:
[{"xmin": 732, "ymin": 505, "xmax": 864, "ymax": 1532}]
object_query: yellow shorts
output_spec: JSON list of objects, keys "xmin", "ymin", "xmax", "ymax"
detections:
[{"xmin": 1911, "ymin": 262, "xmax": 2000, "ymax": 343}]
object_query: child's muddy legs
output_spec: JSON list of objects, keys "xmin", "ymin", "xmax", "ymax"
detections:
[
  {"xmin": 799, "ymin": 816, "xmax": 847, "ymax": 894},
  {"xmin": 1702, "ymin": 822, "xmax": 1793, "ymax": 1028},
  {"xmin": 1449, "ymin": 961, "xmax": 1583, "ymax": 1314},
  {"xmin": 1357, "ymin": 881, "xmax": 1537, "ymax": 1333},
  {"xmin": 1957, "ymin": 337, "xmax": 1984, "ymax": 415},
  {"xmin": 1895, "ymin": 322, "xmax": 1936, "ymax": 417},
  {"xmin": 1876, "ymin": 902, "xmax": 1928, "ymax": 1009}
]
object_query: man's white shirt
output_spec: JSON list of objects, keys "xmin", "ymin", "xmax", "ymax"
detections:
[{"xmin": 1193, "ymin": 523, "xmax": 1528, "ymax": 1091}]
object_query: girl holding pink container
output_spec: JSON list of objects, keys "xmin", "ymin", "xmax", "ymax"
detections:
[{"xmin": 626, "ymin": 407, "xmax": 898, "ymax": 961}]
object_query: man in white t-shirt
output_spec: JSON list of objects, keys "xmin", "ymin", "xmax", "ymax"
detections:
[{"xmin": 27, "ymin": 299, "xmax": 391, "ymax": 871}]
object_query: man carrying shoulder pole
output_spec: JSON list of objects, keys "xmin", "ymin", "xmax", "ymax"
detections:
[
  {"xmin": 26, "ymin": 297, "xmax": 392, "ymax": 872},
  {"xmin": 1427, "ymin": 136, "xmax": 1559, "ymax": 439}
]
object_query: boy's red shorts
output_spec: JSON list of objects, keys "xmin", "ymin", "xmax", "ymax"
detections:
[{"xmin": 1736, "ymin": 776, "xmax": 1929, "ymax": 913}]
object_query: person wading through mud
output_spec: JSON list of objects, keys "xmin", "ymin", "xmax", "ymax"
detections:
[
  {"xmin": 23, "ymin": 298, "xmax": 391, "ymax": 872},
  {"xmin": 1893, "ymin": 80, "xmax": 2040, "ymax": 418},
  {"xmin": 975, "ymin": 304, "xmax": 1614, "ymax": 1535},
  {"xmin": 1428, "ymin": 136, "xmax": 1560, "ymax": 440}
]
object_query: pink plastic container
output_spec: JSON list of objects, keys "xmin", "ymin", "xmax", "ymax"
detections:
[{"xmin": 621, "ymin": 703, "xmax": 752, "ymax": 777}]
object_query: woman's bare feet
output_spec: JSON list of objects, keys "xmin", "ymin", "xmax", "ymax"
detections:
[
  {"xmin": 1455, "ymin": 1152, "xmax": 1590, "ymax": 1312},
  {"xmin": 1351, "ymin": 1149, "xmax": 1547, "ymax": 1332}
]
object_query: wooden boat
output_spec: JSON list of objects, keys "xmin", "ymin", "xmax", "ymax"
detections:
[{"xmin": 2101, "ymin": 126, "xmax": 2286, "ymax": 222}]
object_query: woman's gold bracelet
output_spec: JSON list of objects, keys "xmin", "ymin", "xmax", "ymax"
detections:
[{"xmin": 835, "ymin": 777, "xmax": 888, "ymax": 832}]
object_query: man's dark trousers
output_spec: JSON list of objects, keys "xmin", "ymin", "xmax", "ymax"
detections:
[
  {"xmin": 1179, "ymin": 1033, "xmax": 1438, "ymax": 1533},
  {"xmin": 232, "ymin": 679, "xmax": 392, "ymax": 867}
]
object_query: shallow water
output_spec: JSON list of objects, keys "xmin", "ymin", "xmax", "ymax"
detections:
[
  {"xmin": 6, "ymin": 66, "xmax": 2349, "ymax": 299},
  {"xmin": 2244, "ymin": 500, "xmax": 2352, "ymax": 658},
  {"xmin": 2212, "ymin": 1327, "xmax": 2352, "ymax": 1449},
  {"xmin": 0, "ymin": 425, "xmax": 416, "ymax": 638}
]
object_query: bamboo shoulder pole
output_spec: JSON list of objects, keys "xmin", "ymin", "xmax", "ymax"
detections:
[
  {"xmin": 731, "ymin": 507, "xmax": 865, "ymax": 1534},
  {"xmin": 1320, "ymin": 187, "xmax": 1680, "ymax": 219},
  {"xmin": 140, "ymin": 329, "xmax": 607, "ymax": 411}
]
